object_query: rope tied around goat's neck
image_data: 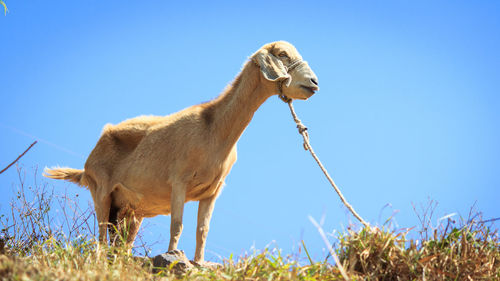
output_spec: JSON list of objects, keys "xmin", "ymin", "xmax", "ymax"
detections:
[{"xmin": 279, "ymin": 94, "xmax": 370, "ymax": 228}]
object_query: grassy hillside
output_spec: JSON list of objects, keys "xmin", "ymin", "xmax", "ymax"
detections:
[{"xmin": 1, "ymin": 167, "xmax": 499, "ymax": 280}]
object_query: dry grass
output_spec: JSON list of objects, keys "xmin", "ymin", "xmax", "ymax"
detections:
[
  {"xmin": 0, "ymin": 243, "xmax": 343, "ymax": 280},
  {"xmin": 0, "ymin": 241, "xmax": 152, "ymax": 281},
  {"xmin": 338, "ymin": 222, "xmax": 499, "ymax": 280},
  {"xmin": 1, "ymin": 166, "xmax": 499, "ymax": 280}
]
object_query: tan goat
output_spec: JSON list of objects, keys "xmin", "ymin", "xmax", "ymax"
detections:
[{"xmin": 44, "ymin": 41, "xmax": 319, "ymax": 263}]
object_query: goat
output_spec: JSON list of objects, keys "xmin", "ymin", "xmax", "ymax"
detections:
[{"xmin": 44, "ymin": 41, "xmax": 319, "ymax": 263}]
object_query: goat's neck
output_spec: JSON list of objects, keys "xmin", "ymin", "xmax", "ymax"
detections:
[{"xmin": 209, "ymin": 62, "xmax": 274, "ymax": 152}]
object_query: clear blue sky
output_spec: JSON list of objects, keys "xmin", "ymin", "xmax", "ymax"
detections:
[{"xmin": 1, "ymin": 1, "xmax": 499, "ymax": 262}]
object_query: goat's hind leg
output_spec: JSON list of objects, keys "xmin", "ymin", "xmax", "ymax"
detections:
[
  {"xmin": 89, "ymin": 186, "xmax": 112, "ymax": 244},
  {"xmin": 107, "ymin": 183, "xmax": 143, "ymax": 249},
  {"xmin": 116, "ymin": 205, "xmax": 143, "ymax": 250},
  {"xmin": 107, "ymin": 202, "xmax": 120, "ymax": 246}
]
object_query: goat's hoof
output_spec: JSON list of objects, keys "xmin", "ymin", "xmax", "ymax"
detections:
[
  {"xmin": 190, "ymin": 260, "xmax": 222, "ymax": 269},
  {"xmin": 169, "ymin": 249, "xmax": 184, "ymax": 255}
]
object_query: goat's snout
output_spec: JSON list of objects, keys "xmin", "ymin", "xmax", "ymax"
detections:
[
  {"xmin": 311, "ymin": 78, "xmax": 318, "ymax": 86},
  {"xmin": 302, "ymin": 65, "xmax": 319, "ymax": 92},
  {"xmin": 305, "ymin": 75, "xmax": 319, "ymax": 92}
]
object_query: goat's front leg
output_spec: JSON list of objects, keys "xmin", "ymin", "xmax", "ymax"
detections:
[
  {"xmin": 194, "ymin": 195, "xmax": 217, "ymax": 263},
  {"xmin": 168, "ymin": 184, "xmax": 186, "ymax": 251}
]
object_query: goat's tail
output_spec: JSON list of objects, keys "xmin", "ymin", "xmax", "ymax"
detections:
[{"xmin": 43, "ymin": 167, "xmax": 89, "ymax": 188}]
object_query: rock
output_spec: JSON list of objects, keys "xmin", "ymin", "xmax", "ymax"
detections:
[{"xmin": 151, "ymin": 249, "xmax": 193, "ymax": 274}]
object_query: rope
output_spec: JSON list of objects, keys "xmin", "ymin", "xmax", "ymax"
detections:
[
  {"xmin": 280, "ymin": 95, "xmax": 370, "ymax": 228},
  {"xmin": 285, "ymin": 59, "xmax": 303, "ymax": 73}
]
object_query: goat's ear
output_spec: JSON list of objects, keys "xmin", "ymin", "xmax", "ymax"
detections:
[{"xmin": 253, "ymin": 50, "xmax": 291, "ymax": 86}]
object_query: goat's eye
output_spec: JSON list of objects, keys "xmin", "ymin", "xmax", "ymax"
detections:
[{"xmin": 278, "ymin": 52, "xmax": 288, "ymax": 58}]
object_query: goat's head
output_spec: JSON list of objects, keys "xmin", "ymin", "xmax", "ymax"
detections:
[{"xmin": 252, "ymin": 41, "xmax": 319, "ymax": 100}]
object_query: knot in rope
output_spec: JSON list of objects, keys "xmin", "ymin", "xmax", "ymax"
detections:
[
  {"xmin": 280, "ymin": 96, "xmax": 370, "ymax": 228},
  {"xmin": 297, "ymin": 123, "xmax": 308, "ymax": 134},
  {"xmin": 279, "ymin": 95, "xmax": 309, "ymax": 150}
]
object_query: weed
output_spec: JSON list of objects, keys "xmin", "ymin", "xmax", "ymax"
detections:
[{"xmin": 336, "ymin": 206, "xmax": 500, "ymax": 280}]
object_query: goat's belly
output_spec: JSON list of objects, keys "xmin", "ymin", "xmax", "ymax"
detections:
[
  {"xmin": 133, "ymin": 195, "xmax": 172, "ymax": 217},
  {"xmin": 139, "ymin": 206, "xmax": 171, "ymax": 218},
  {"xmin": 132, "ymin": 183, "xmax": 222, "ymax": 217},
  {"xmin": 112, "ymin": 182, "xmax": 173, "ymax": 217},
  {"xmin": 186, "ymin": 177, "xmax": 224, "ymax": 202}
]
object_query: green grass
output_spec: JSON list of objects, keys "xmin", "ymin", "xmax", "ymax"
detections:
[
  {"xmin": 0, "ymin": 1, "xmax": 7, "ymax": 16},
  {"xmin": 1, "ymin": 223, "xmax": 498, "ymax": 280},
  {"xmin": 1, "ymin": 167, "xmax": 499, "ymax": 280},
  {"xmin": 0, "ymin": 242, "xmax": 343, "ymax": 280}
]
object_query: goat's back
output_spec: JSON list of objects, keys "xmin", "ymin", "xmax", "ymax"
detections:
[{"xmin": 83, "ymin": 115, "xmax": 166, "ymax": 187}]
